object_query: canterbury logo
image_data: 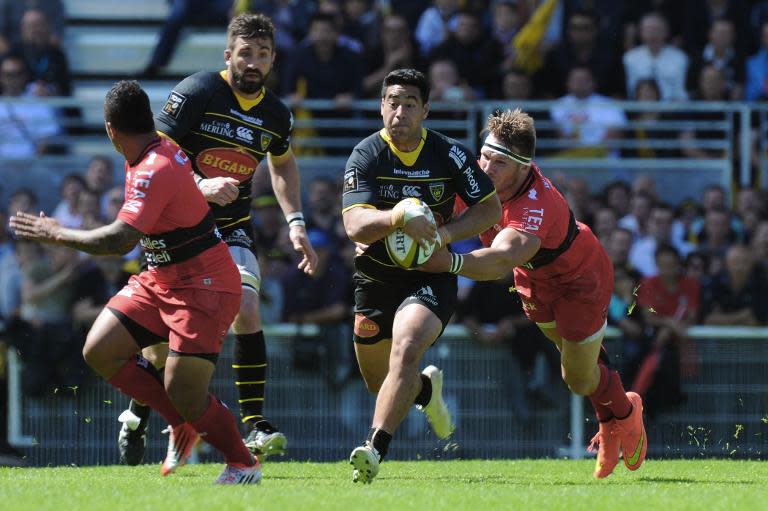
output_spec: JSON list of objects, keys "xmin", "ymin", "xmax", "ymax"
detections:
[{"xmin": 627, "ymin": 429, "xmax": 644, "ymax": 466}]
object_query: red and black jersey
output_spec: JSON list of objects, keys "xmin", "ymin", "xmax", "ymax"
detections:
[
  {"xmin": 117, "ymin": 136, "xmax": 240, "ymax": 293},
  {"xmin": 155, "ymin": 71, "xmax": 293, "ymax": 231}
]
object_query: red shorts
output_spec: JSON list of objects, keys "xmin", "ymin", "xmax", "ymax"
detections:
[
  {"xmin": 515, "ymin": 253, "xmax": 613, "ymax": 342},
  {"xmin": 106, "ymin": 272, "xmax": 241, "ymax": 354}
]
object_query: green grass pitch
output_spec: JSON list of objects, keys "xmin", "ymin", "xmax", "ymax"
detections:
[{"xmin": 1, "ymin": 459, "xmax": 766, "ymax": 511}]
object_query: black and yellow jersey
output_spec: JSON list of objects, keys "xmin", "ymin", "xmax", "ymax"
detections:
[
  {"xmin": 342, "ymin": 127, "xmax": 496, "ymax": 280},
  {"xmin": 155, "ymin": 71, "xmax": 292, "ymax": 231}
]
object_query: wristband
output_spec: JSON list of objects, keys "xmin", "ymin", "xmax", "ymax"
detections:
[
  {"xmin": 194, "ymin": 175, "xmax": 204, "ymax": 187},
  {"xmin": 449, "ymin": 253, "xmax": 464, "ymax": 275},
  {"xmin": 286, "ymin": 212, "xmax": 305, "ymax": 227}
]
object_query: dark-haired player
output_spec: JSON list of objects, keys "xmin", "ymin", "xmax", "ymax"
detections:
[
  {"xmin": 117, "ymin": 13, "xmax": 318, "ymax": 467},
  {"xmin": 342, "ymin": 68, "xmax": 500, "ymax": 483},
  {"xmin": 420, "ymin": 108, "xmax": 647, "ymax": 479},
  {"xmin": 10, "ymin": 80, "xmax": 260, "ymax": 484}
]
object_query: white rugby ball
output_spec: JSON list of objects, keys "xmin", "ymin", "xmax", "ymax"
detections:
[{"xmin": 385, "ymin": 203, "xmax": 436, "ymax": 269}]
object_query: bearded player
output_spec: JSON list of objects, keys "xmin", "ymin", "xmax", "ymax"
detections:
[
  {"xmin": 420, "ymin": 108, "xmax": 647, "ymax": 479},
  {"xmin": 117, "ymin": 13, "xmax": 317, "ymax": 468}
]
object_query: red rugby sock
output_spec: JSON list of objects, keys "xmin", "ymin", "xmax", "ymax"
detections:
[
  {"xmin": 191, "ymin": 395, "xmax": 253, "ymax": 465},
  {"xmin": 108, "ymin": 355, "xmax": 183, "ymax": 427},
  {"xmin": 588, "ymin": 364, "xmax": 632, "ymax": 421}
]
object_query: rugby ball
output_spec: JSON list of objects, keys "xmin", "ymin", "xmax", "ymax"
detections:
[{"xmin": 385, "ymin": 203, "xmax": 436, "ymax": 269}]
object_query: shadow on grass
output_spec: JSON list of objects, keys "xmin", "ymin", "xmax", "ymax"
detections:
[{"xmin": 635, "ymin": 476, "xmax": 757, "ymax": 485}]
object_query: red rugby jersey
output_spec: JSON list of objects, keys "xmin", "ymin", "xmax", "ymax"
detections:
[{"xmin": 117, "ymin": 136, "xmax": 239, "ymax": 292}]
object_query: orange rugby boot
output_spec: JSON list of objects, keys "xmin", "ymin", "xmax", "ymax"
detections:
[
  {"xmin": 588, "ymin": 419, "xmax": 620, "ymax": 479},
  {"xmin": 615, "ymin": 392, "xmax": 647, "ymax": 471}
]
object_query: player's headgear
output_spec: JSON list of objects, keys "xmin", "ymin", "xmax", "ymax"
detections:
[{"xmin": 104, "ymin": 80, "xmax": 155, "ymax": 134}]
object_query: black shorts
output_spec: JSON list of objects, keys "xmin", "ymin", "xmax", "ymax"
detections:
[{"xmin": 352, "ymin": 272, "xmax": 458, "ymax": 345}]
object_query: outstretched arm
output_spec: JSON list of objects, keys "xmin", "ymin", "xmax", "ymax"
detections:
[
  {"xmin": 9, "ymin": 212, "xmax": 141, "ymax": 256},
  {"xmin": 419, "ymin": 227, "xmax": 541, "ymax": 281}
]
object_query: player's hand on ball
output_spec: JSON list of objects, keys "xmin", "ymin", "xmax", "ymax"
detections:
[
  {"xmin": 403, "ymin": 215, "xmax": 437, "ymax": 251},
  {"xmin": 9, "ymin": 211, "xmax": 60, "ymax": 243},
  {"xmin": 199, "ymin": 177, "xmax": 240, "ymax": 206}
]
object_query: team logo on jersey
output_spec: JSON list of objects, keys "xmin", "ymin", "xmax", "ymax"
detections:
[
  {"xmin": 402, "ymin": 185, "xmax": 421, "ymax": 198},
  {"xmin": 236, "ymin": 126, "xmax": 254, "ymax": 142},
  {"xmin": 162, "ymin": 91, "xmax": 186, "ymax": 119},
  {"xmin": 429, "ymin": 182, "xmax": 445, "ymax": 201},
  {"xmin": 343, "ymin": 168, "xmax": 358, "ymax": 193},
  {"xmin": 197, "ymin": 147, "xmax": 258, "ymax": 183},
  {"xmin": 528, "ymin": 189, "xmax": 538, "ymax": 200},
  {"xmin": 260, "ymin": 133, "xmax": 273, "ymax": 151}
]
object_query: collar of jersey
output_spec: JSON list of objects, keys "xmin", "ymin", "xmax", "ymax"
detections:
[
  {"xmin": 379, "ymin": 128, "xmax": 426, "ymax": 167},
  {"xmin": 219, "ymin": 70, "xmax": 265, "ymax": 110}
]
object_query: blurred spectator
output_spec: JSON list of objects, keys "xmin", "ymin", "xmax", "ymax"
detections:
[
  {"xmin": 361, "ymin": 13, "xmax": 422, "ymax": 98},
  {"xmin": 679, "ymin": 66, "xmax": 729, "ymax": 160},
  {"xmin": 490, "ymin": 0, "xmax": 523, "ymax": 75},
  {"xmin": 428, "ymin": 58, "xmax": 475, "ymax": 102},
  {"xmin": 602, "ymin": 180, "xmax": 631, "ymax": 219},
  {"xmin": 456, "ymin": 273, "xmax": 560, "ymax": 421},
  {"xmin": 618, "ymin": 191, "xmax": 654, "ymax": 239},
  {"xmin": 0, "ymin": 0, "xmax": 65, "ymax": 56},
  {"xmin": 284, "ymin": 12, "xmax": 363, "ymax": 106},
  {"xmin": 281, "ymin": 229, "xmax": 353, "ymax": 386},
  {"xmin": 550, "ymin": 66, "xmax": 626, "ymax": 157},
  {"xmin": 500, "ymin": 67, "xmax": 532, "ymax": 100},
  {"xmin": 561, "ymin": 176, "xmax": 596, "ymax": 226},
  {"xmin": 745, "ymin": 20, "xmax": 768, "ymax": 101},
  {"xmin": 606, "ymin": 226, "xmax": 636, "ymax": 274},
  {"xmin": 415, "ymin": 0, "xmax": 459, "ymax": 57},
  {"xmin": 305, "ymin": 175, "xmax": 345, "ymax": 245},
  {"xmin": 631, "ymin": 174, "xmax": 659, "ymax": 202},
  {"xmin": 623, "ymin": 12, "xmax": 688, "ymax": 100},
  {"xmin": 621, "ymin": 0, "xmax": 685, "ymax": 50},
  {"xmin": 623, "ymin": 78, "xmax": 679, "ymax": 159},
  {"xmin": 315, "ymin": 0, "xmax": 364, "ymax": 54},
  {"xmin": 735, "ymin": 187, "xmax": 767, "ymax": 242},
  {"xmin": 629, "ymin": 203, "xmax": 695, "ymax": 277},
  {"xmin": 688, "ymin": 184, "xmax": 744, "ymax": 245},
  {"xmin": 6, "ymin": 243, "xmax": 82, "ymax": 396},
  {"xmin": 76, "ymin": 187, "xmax": 105, "ymax": 230},
  {"xmin": 51, "ymin": 173, "xmax": 85, "ymax": 228},
  {"xmin": 0, "ymin": 209, "xmax": 19, "ymax": 324},
  {"xmin": 140, "ymin": 0, "xmax": 233, "ymax": 78},
  {"xmin": 635, "ymin": 243, "xmax": 700, "ymax": 417},
  {"xmin": 700, "ymin": 244, "xmax": 768, "ymax": 326},
  {"xmin": 688, "ymin": 18, "xmax": 744, "ymax": 100},
  {"xmin": 694, "ymin": 208, "xmax": 740, "ymax": 275},
  {"xmin": 13, "ymin": 8, "xmax": 69, "ymax": 95},
  {"xmin": 0, "ymin": 53, "xmax": 61, "ymax": 159},
  {"xmin": 681, "ymin": 0, "xmax": 748, "ymax": 60},
  {"xmin": 683, "ymin": 250, "xmax": 708, "ymax": 283},
  {"xmin": 535, "ymin": 8, "xmax": 624, "ymax": 98},
  {"xmin": 83, "ymin": 155, "xmax": 115, "ymax": 213},
  {"xmin": 607, "ymin": 264, "xmax": 647, "ymax": 388},
  {"xmin": 341, "ymin": 0, "xmax": 379, "ymax": 49},
  {"xmin": 592, "ymin": 205, "xmax": 618, "ymax": 244},
  {"xmin": 428, "ymin": 9, "xmax": 503, "ymax": 98}
]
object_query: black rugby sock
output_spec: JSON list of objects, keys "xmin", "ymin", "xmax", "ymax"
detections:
[
  {"xmin": 414, "ymin": 373, "xmax": 432, "ymax": 407},
  {"xmin": 366, "ymin": 427, "xmax": 392, "ymax": 460},
  {"xmin": 233, "ymin": 331, "xmax": 267, "ymax": 424}
]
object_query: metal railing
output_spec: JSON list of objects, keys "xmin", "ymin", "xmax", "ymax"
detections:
[
  {"xmin": 0, "ymin": 97, "xmax": 761, "ymax": 210},
  {"xmin": 6, "ymin": 324, "xmax": 768, "ymax": 465}
]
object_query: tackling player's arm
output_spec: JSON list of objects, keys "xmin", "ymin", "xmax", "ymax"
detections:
[
  {"xmin": 437, "ymin": 193, "xmax": 500, "ymax": 248},
  {"xmin": 9, "ymin": 212, "xmax": 141, "ymax": 256},
  {"xmin": 419, "ymin": 227, "xmax": 540, "ymax": 280}
]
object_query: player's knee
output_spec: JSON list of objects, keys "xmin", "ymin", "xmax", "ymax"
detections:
[{"xmin": 233, "ymin": 292, "xmax": 260, "ymax": 331}]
